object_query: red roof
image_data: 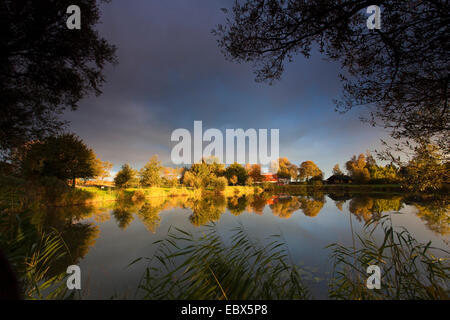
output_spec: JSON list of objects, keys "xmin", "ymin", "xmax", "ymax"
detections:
[{"xmin": 262, "ymin": 173, "xmax": 278, "ymax": 182}]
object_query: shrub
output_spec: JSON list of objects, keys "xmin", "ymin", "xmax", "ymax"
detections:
[{"xmin": 212, "ymin": 176, "xmax": 228, "ymax": 192}]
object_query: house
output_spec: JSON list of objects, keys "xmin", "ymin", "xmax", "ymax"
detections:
[
  {"xmin": 260, "ymin": 173, "xmax": 291, "ymax": 185},
  {"xmin": 261, "ymin": 172, "xmax": 278, "ymax": 183},
  {"xmin": 278, "ymin": 178, "xmax": 290, "ymax": 185},
  {"xmin": 326, "ymin": 174, "xmax": 352, "ymax": 184}
]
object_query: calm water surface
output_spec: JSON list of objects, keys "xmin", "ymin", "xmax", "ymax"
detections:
[{"xmin": 40, "ymin": 192, "xmax": 449, "ymax": 299}]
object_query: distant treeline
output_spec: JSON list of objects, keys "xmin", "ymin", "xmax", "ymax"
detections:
[{"xmin": 1, "ymin": 134, "xmax": 448, "ymax": 194}]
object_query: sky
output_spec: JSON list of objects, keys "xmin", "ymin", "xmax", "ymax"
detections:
[{"xmin": 63, "ymin": 0, "xmax": 390, "ymax": 178}]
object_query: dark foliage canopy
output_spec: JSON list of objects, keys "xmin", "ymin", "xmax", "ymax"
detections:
[
  {"xmin": 0, "ymin": 0, "xmax": 117, "ymax": 156},
  {"xmin": 114, "ymin": 164, "xmax": 136, "ymax": 188},
  {"xmin": 21, "ymin": 133, "xmax": 97, "ymax": 185},
  {"xmin": 225, "ymin": 162, "xmax": 249, "ymax": 185},
  {"xmin": 214, "ymin": 1, "xmax": 449, "ymax": 149}
]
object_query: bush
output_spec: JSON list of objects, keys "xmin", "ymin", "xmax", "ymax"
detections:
[
  {"xmin": 210, "ymin": 176, "xmax": 227, "ymax": 192},
  {"xmin": 182, "ymin": 171, "xmax": 199, "ymax": 188},
  {"xmin": 162, "ymin": 177, "xmax": 179, "ymax": 188}
]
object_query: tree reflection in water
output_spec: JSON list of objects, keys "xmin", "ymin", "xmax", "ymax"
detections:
[
  {"xmin": 1, "ymin": 191, "xmax": 448, "ymax": 299},
  {"xmin": 269, "ymin": 196, "xmax": 301, "ymax": 218},
  {"xmin": 410, "ymin": 197, "xmax": 450, "ymax": 236},
  {"xmin": 0, "ymin": 204, "xmax": 101, "ymax": 298},
  {"xmin": 29, "ymin": 205, "xmax": 101, "ymax": 276},
  {"xmin": 108, "ymin": 192, "xmax": 449, "ymax": 237},
  {"xmin": 188, "ymin": 196, "xmax": 227, "ymax": 226},
  {"xmin": 227, "ymin": 196, "xmax": 248, "ymax": 216}
]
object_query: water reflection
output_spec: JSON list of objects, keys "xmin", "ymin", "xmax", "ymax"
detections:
[
  {"xmin": 412, "ymin": 197, "xmax": 450, "ymax": 236},
  {"xmin": 33, "ymin": 193, "xmax": 445, "ymax": 238},
  {"xmin": 9, "ymin": 205, "xmax": 102, "ymax": 278},
  {"xmin": 14, "ymin": 193, "xmax": 449, "ymax": 273},
  {"xmin": 2, "ymin": 191, "xmax": 447, "ymax": 299}
]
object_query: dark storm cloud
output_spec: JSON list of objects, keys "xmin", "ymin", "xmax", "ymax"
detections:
[{"xmin": 63, "ymin": 0, "xmax": 387, "ymax": 177}]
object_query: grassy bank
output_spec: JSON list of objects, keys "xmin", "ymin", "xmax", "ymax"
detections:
[
  {"xmin": 80, "ymin": 185, "xmax": 263, "ymax": 203},
  {"xmin": 264, "ymin": 183, "xmax": 405, "ymax": 195},
  {"xmin": 79, "ymin": 186, "xmax": 194, "ymax": 201},
  {"xmin": 0, "ymin": 174, "xmax": 441, "ymax": 211},
  {"xmin": 0, "ymin": 175, "xmax": 264, "ymax": 210}
]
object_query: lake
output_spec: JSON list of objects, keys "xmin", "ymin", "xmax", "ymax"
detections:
[{"xmin": 27, "ymin": 191, "xmax": 449, "ymax": 299}]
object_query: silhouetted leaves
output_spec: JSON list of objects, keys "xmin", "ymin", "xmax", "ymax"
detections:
[
  {"xmin": 214, "ymin": 1, "xmax": 449, "ymax": 149},
  {"xmin": 0, "ymin": 0, "xmax": 117, "ymax": 156}
]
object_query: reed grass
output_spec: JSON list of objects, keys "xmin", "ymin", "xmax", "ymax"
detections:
[
  {"xmin": 327, "ymin": 216, "xmax": 449, "ymax": 299},
  {"xmin": 133, "ymin": 223, "xmax": 310, "ymax": 300},
  {"xmin": 0, "ymin": 213, "xmax": 71, "ymax": 299}
]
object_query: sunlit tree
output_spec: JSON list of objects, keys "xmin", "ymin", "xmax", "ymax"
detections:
[
  {"xmin": 277, "ymin": 157, "xmax": 298, "ymax": 181},
  {"xmin": 225, "ymin": 163, "xmax": 248, "ymax": 186},
  {"xmin": 114, "ymin": 164, "xmax": 137, "ymax": 188},
  {"xmin": 332, "ymin": 164, "xmax": 343, "ymax": 176},
  {"xmin": 298, "ymin": 161, "xmax": 322, "ymax": 182},
  {"xmin": 93, "ymin": 159, "xmax": 113, "ymax": 182},
  {"xmin": 182, "ymin": 171, "xmax": 199, "ymax": 188},
  {"xmin": 402, "ymin": 142, "xmax": 449, "ymax": 192},
  {"xmin": 21, "ymin": 133, "xmax": 97, "ymax": 187},
  {"xmin": 140, "ymin": 155, "xmax": 163, "ymax": 187},
  {"xmin": 247, "ymin": 163, "xmax": 264, "ymax": 183},
  {"xmin": 345, "ymin": 154, "xmax": 371, "ymax": 183}
]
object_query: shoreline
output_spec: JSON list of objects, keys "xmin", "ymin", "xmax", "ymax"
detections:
[{"xmin": 2, "ymin": 181, "xmax": 446, "ymax": 210}]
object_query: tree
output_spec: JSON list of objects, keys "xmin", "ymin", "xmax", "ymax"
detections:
[
  {"xmin": 114, "ymin": 164, "xmax": 137, "ymax": 189},
  {"xmin": 367, "ymin": 163, "xmax": 399, "ymax": 183},
  {"xmin": 162, "ymin": 167, "xmax": 181, "ymax": 187},
  {"xmin": 204, "ymin": 156, "xmax": 225, "ymax": 176},
  {"xmin": 247, "ymin": 164, "xmax": 264, "ymax": 183},
  {"xmin": 224, "ymin": 163, "xmax": 248, "ymax": 186},
  {"xmin": 93, "ymin": 159, "xmax": 113, "ymax": 182},
  {"xmin": 345, "ymin": 152, "xmax": 401, "ymax": 184},
  {"xmin": 299, "ymin": 161, "xmax": 322, "ymax": 182},
  {"xmin": 187, "ymin": 161, "xmax": 215, "ymax": 189},
  {"xmin": 365, "ymin": 152, "xmax": 377, "ymax": 168},
  {"xmin": 345, "ymin": 154, "xmax": 371, "ymax": 183},
  {"xmin": 182, "ymin": 160, "xmax": 228, "ymax": 190},
  {"xmin": 190, "ymin": 161, "xmax": 213, "ymax": 180},
  {"xmin": 210, "ymin": 176, "xmax": 228, "ymax": 192},
  {"xmin": 21, "ymin": 133, "xmax": 97, "ymax": 187},
  {"xmin": 0, "ymin": 0, "xmax": 117, "ymax": 157},
  {"xmin": 402, "ymin": 142, "xmax": 449, "ymax": 192},
  {"xmin": 277, "ymin": 157, "xmax": 298, "ymax": 181},
  {"xmin": 332, "ymin": 164, "xmax": 343, "ymax": 176},
  {"xmin": 139, "ymin": 156, "xmax": 162, "ymax": 187},
  {"xmin": 214, "ymin": 1, "xmax": 449, "ymax": 151},
  {"xmin": 182, "ymin": 171, "xmax": 199, "ymax": 188}
]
